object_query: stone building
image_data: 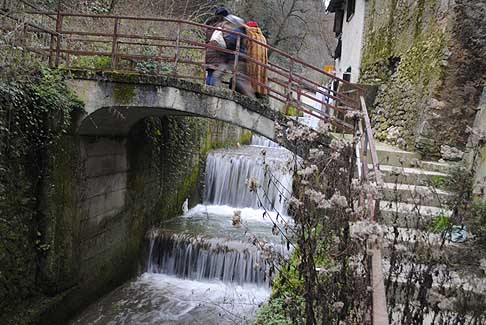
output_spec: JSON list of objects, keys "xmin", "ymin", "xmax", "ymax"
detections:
[{"xmin": 327, "ymin": 0, "xmax": 366, "ymax": 83}]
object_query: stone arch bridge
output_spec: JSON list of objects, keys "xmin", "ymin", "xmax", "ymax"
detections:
[{"xmin": 68, "ymin": 70, "xmax": 281, "ymax": 141}]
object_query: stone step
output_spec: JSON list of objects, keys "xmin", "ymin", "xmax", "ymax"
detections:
[
  {"xmin": 351, "ymin": 222, "xmax": 474, "ymax": 267},
  {"xmin": 411, "ymin": 160, "xmax": 455, "ymax": 174},
  {"xmin": 376, "ymin": 164, "xmax": 449, "ymax": 189},
  {"xmin": 331, "ymin": 133, "xmax": 454, "ymax": 173},
  {"xmin": 375, "ymin": 142, "xmax": 421, "ymax": 168},
  {"xmin": 383, "ymin": 260, "xmax": 486, "ymax": 297},
  {"xmin": 381, "ymin": 183, "xmax": 453, "ymax": 208},
  {"xmin": 379, "ymin": 201, "xmax": 452, "ymax": 229},
  {"xmin": 383, "ymin": 260, "xmax": 486, "ymax": 318}
]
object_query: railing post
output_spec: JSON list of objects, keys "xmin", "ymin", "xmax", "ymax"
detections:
[
  {"xmin": 371, "ymin": 245, "xmax": 388, "ymax": 325},
  {"xmin": 286, "ymin": 60, "xmax": 294, "ymax": 114},
  {"xmin": 296, "ymin": 75, "xmax": 302, "ymax": 114},
  {"xmin": 231, "ymin": 34, "xmax": 241, "ymax": 92},
  {"xmin": 54, "ymin": 12, "xmax": 63, "ymax": 67},
  {"xmin": 111, "ymin": 17, "xmax": 119, "ymax": 69},
  {"xmin": 173, "ymin": 22, "xmax": 181, "ymax": 77},
  {"xmin": 156, "ymin": 45, "xmax": 163, "ymax": 75}
]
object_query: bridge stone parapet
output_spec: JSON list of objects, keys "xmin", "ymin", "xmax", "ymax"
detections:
[{"xmin": 65, "ymin": 69, "xmax": 281, "ymax": 140}]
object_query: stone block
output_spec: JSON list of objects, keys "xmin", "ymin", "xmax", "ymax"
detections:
[
  {"xmin": 83, "ymin": 173, "xmax": 127, "ymax": 200},
  {"xmin": 85, "ymin": 154, "xmax": 128, "ymax": 178},
  {"xmin": 81, "ymin": 188, "xmax": 126, "ymax": 223}
]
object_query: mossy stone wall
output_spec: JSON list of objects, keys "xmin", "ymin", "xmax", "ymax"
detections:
[
  {"xmin": 1, "ymin": 109, "xmax": 246, "ymax": 324},
  {"xmin": 361, "ymin": 0, "xmax": 485, "ymax": 157}
]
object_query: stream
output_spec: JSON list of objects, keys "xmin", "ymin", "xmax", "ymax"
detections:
[{"xmin": 72, "ymin": 136, "xmax": 293, "ymax": 324}]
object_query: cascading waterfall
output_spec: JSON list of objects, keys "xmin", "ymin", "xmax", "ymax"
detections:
[
  {"xmin": 147, "ymin": 232, "xmax": 268, "ymax": 285},
  {"xmin": 72, "ymin": 141, "xmax": 293, "ymax": 324},
  {"xmin": 251, "ymin": 134, "xmax": 280, "ymax": 148},
  {"xmin": 204, "ymin": 146, "xmax": 293, "ymax": 214}
]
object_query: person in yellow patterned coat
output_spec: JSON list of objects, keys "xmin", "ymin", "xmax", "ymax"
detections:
[{"xmin": 245, "ymin": 21, "xmax": 268, "ymax": 97}]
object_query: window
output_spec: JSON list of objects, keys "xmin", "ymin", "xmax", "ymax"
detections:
[
  {"xmin": 343, "ymin": 67, "xmax": 352, "ymax": 82},
  {"xmin": 346, "ymin": 0, "xmax": 356, "ymax": 21}
]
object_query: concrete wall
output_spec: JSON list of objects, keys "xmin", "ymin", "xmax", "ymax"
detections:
[
  {"xmin": 335, "ymin": 0, "xmax": 366, "ymax": 83},
  {"xmin": 0, "ymin": 112, "xmax": 248, "ymax": 324},
  {"xmin": 77, "ymin": 137, "xmax": 129, "ymax": 278}
]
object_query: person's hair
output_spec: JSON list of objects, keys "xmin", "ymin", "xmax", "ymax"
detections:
[
  {"xmin": 205, "ymin": 15, "xmax": 224, "ymax": 26},
  {"xmin": 215, "ymin": 6, "xmax": 229, "ymax": 17}
]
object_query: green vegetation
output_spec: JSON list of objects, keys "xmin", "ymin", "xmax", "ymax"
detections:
[
  {"xmin": 429, "ymin": 214, "xmax": 453, "ymax": 233},
  {"xmin": 429, "ymin": 175, "xmax": 447, "ymax": 188},
  {"xmin": 113, "ymin": 82, "xmax": 137, "ymax": 105},
  {"xmin": 286, "ymin": 105, "xmax": 303, "ymax": 117},
  {"xmin": 471, "ymin": 200, "xmax": 486, "ymax": 246},
  {"xmin": 0, "ymin": 57, "xmax": 83, "ymax": 316},
  {"xmin": 254, "ymin": 297, "xmax": 294, "ymax": 325},
  {"xmin": 71, "ymin": 55, "xmax": 112, "ymax": 70},
  {"xmin": 239, "ymin": 131, "xmax": 253, "ymax": 145}
]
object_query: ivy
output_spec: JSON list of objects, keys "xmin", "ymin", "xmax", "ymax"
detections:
[{"xmin": 0, "ymin": 58, "xmax": 83, "ymax": 314}]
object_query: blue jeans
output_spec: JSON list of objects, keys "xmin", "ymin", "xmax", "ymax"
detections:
[{"xmin": 206, "ymin": 69, "xmax": 215, "ymax": 86}]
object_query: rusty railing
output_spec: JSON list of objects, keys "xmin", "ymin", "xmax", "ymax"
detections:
[{"xmin": 1, "ymin": 8, "xmax": 364, "ymax": 130}]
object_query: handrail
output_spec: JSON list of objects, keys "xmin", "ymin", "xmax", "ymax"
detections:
[
  {"xmin": 9, "ymin": 10, "xmax": 362, "ymax": 126},
  {"xmin": 22, "ymin": 10, "xmax": 364, "ymax": 91},
  {"xmin": 357, "ymin": 96, "xmax": 388, "ymax": 325}
]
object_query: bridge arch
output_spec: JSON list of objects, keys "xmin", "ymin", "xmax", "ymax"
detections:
[{"xmin": 67, "ymin": 70, "xmax": 281, "ymax": 141}]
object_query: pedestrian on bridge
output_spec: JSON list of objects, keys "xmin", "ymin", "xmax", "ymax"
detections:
[
  {"xmin": 204, "ymin": 6, "xmax": 229, "ymax": 86},
  {"xmin": 219, "ymin": 14, "xmax": 255, "ymax": 98},
  {"xmin": 244, "ymin": 21, "xmax": 268, "ymax": 98}
]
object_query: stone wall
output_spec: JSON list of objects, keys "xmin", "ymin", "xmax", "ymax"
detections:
[
  {"xmin": 1, "ymin": 113, "xmax": 246, "ymax": 324},
  {"xmin": 466, "ymin": 89, "xmax": 486, "ymax": 201},
  {"xmin": 360, "ymin": 0, "xmax": 486, "ymax": 158}
]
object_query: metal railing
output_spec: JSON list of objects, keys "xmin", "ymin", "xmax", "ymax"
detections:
[
  {"xmin": 1, "ymin": 7, "xmax": 387, "ymax": 323},
  {"xmin": 1, "ymin": 8, "xmax": 364, "ymax": 131},
  {"xmin": 355, "ymin": 96, "xmax": 388, "ymax": 325}
]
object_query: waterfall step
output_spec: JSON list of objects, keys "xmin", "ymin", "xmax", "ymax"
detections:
[
  {"xmin": 204, "ymin": 146, "xmax": 293, "ymax": 213},
  {"xmin": 148, "ymin": 232, "xmax": 271, "ymax": 285}
]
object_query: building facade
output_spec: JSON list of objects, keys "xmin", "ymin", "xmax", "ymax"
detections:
[{"xmin": 327, "ymin": 0, "xmax": 366, "ymax": 83}]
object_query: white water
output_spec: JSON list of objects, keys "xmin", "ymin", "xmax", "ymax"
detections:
[
  {"xmin": 147, "ymin": 232, "xmax": 269, "ymax": 285},
  {"xmin": 204, "ymin": 146, "xmax": 293, "ymax": 215},
  {"xmin": 72, "ymin": 143, "xmax": 292, "ymax": 324},
  {"xmin": 251, "ymin": 134, "xmax": 280, "ymax": 148},
  {"xmin": 72, "ymin": 273, "xmax": 268, "ymax": 324}
]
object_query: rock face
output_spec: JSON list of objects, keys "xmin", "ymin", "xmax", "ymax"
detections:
[
  {"xmin": 360, "ymin": 0, "xmax": 486, "ymax": 157},
  {"xmin": 440, "ymin": 144, "xmax": 464, "ymax": 161}
]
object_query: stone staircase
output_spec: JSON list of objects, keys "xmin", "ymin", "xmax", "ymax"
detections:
[
  {"xmin": 374, "ymin": 142, "xmax": 453, "ymax": 229},
  {"xmin": 368, "ymin": 142, "xmax": 486, "ymax": 321}
]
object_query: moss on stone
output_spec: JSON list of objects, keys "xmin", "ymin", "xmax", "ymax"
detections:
[
  {"xmin": 239, "ymin": 131, "xmax": 253, "ymax": 145},
  {"xmin": 360, "ymin": 0, "xmax": 448, "ymax": 154},
  {"xmin": 113, "ymin": 83, "xmax": 137, "ymax": 105}
]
